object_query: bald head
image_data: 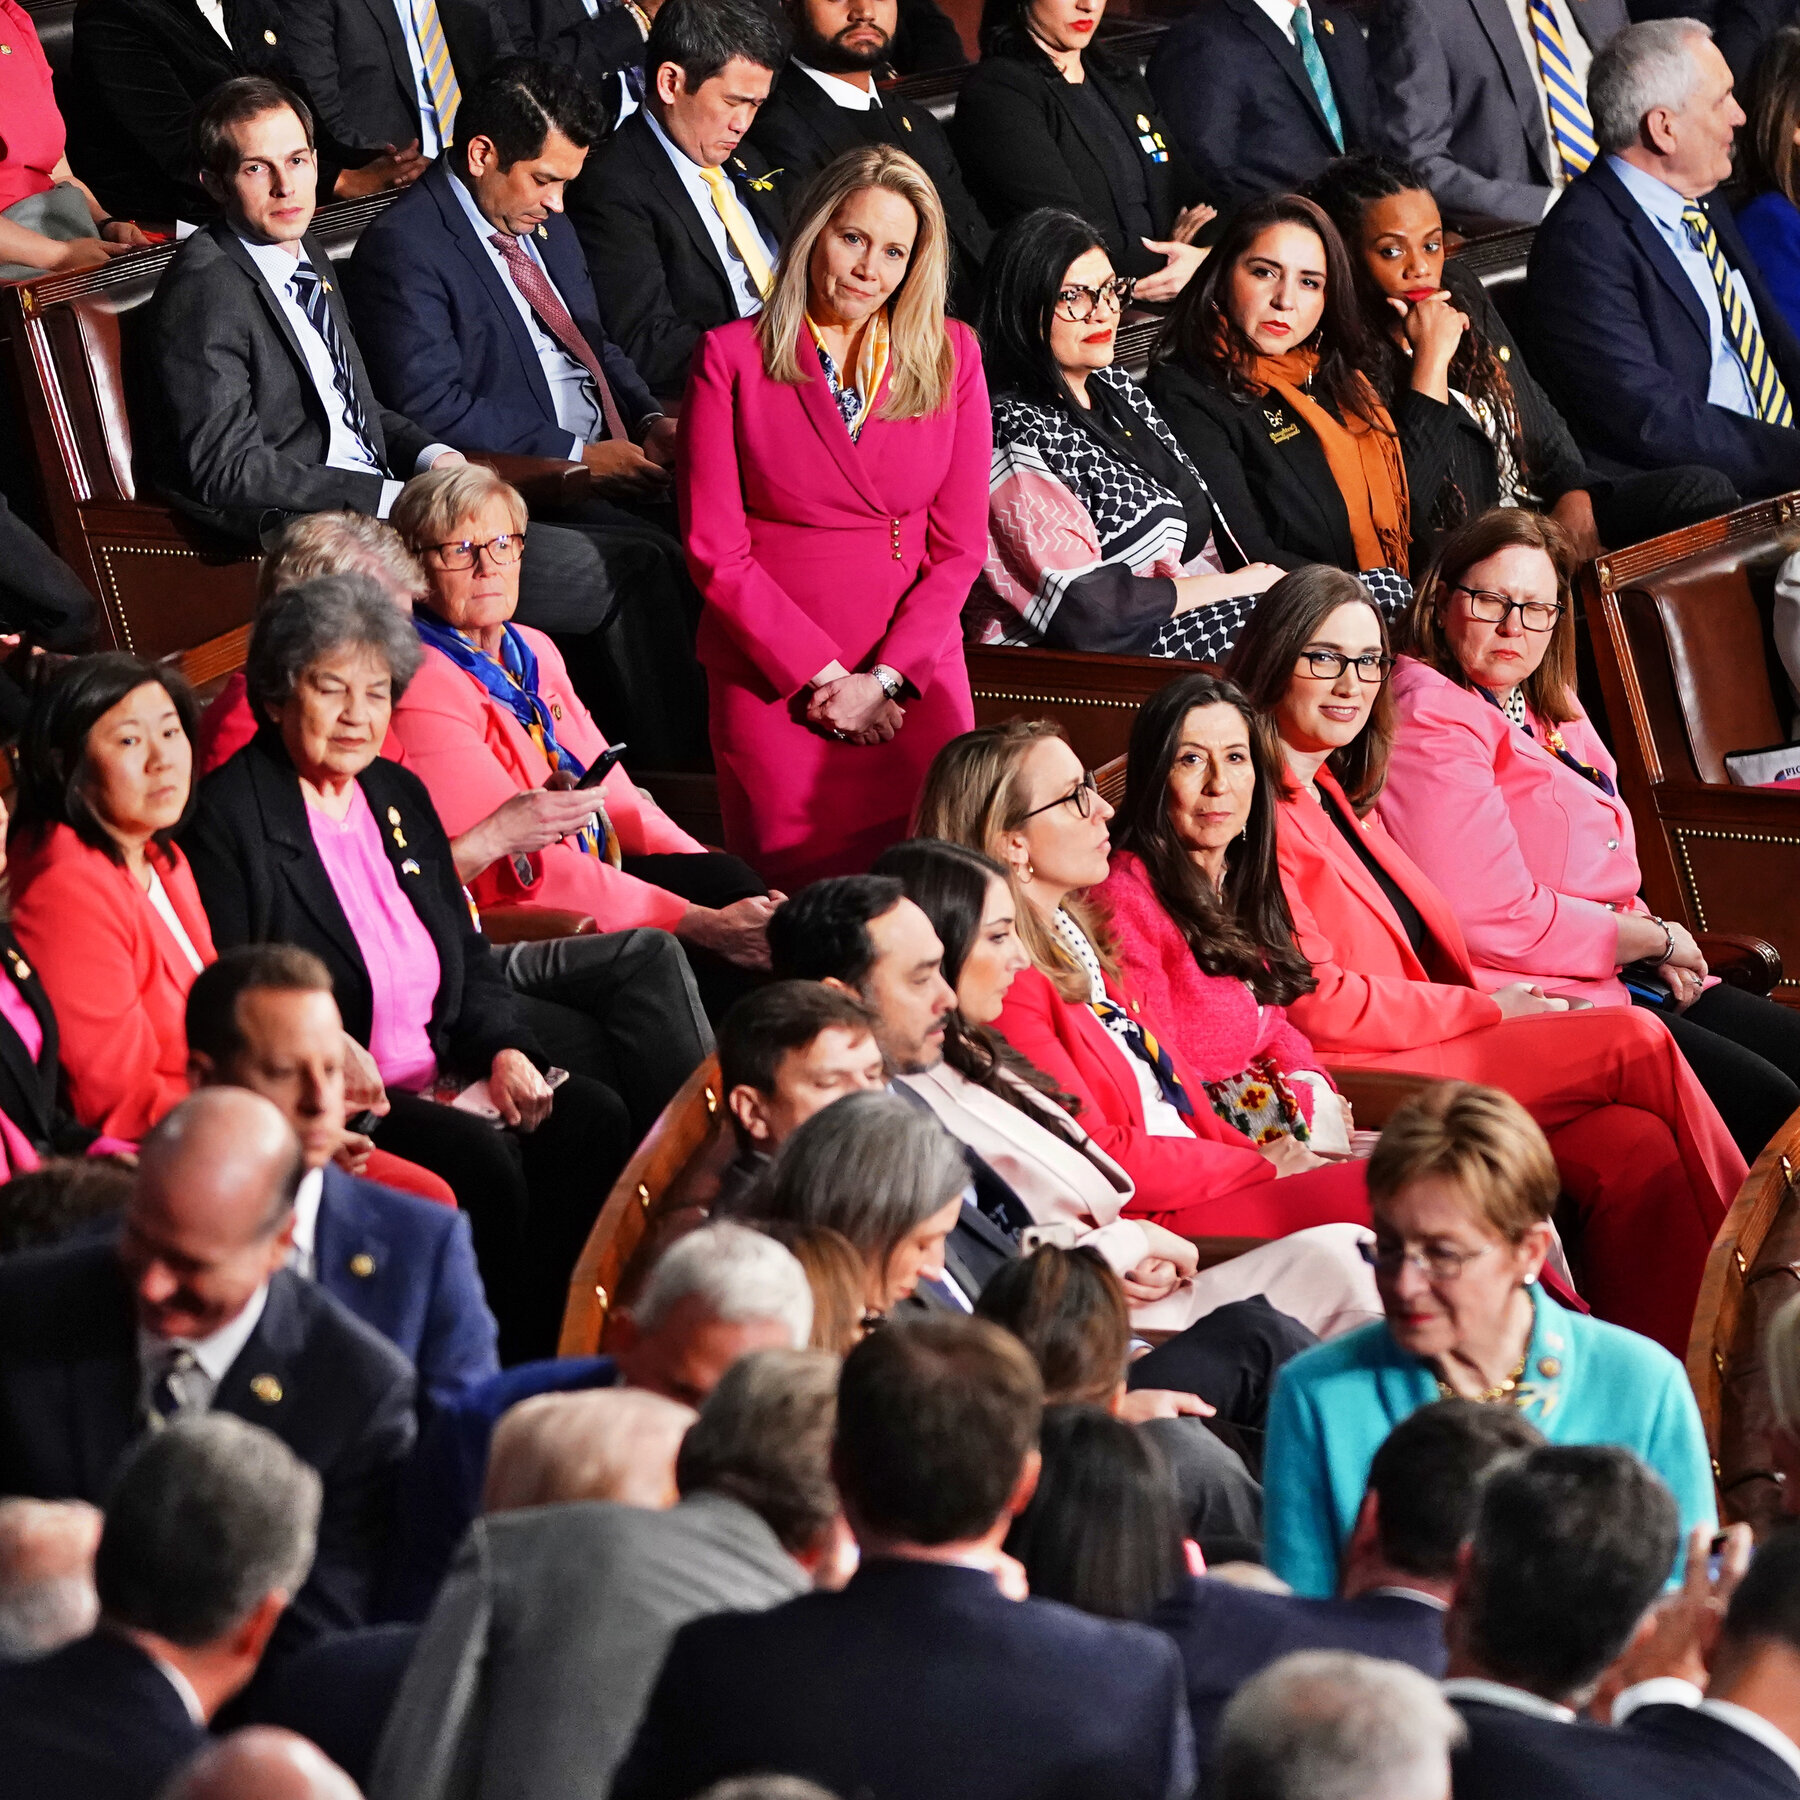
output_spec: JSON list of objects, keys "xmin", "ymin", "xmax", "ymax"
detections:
[
  {"xmin": 483, "ymin": 1387, "xmax": 697, "ymax": 1514},
  {"xmin": 121, "ymin": 1090, "xmax": 304, "ymax": 1341},
  {"xmin": 158, "ymin": 1728, "xmax": 361, "ymax": 1800}
]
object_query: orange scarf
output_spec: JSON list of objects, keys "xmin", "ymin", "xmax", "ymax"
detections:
[{"xmin": 1243, "ymin": 344, "xmax": 1410, "ymax": 572}]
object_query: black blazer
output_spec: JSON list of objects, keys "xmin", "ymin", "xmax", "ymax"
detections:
[
  {"xmin": 1148, "ymin": 0, "xmax": 1375, "ymax": 209},
  {"xmin": 890, "ymin": 0, "xmax": 969, "ymax": 72},
  {"xmin": 245, "ymin": 1622, "xmax": 420, "ymax": 1789},
  {"xmin": 0, "ymin": 924, "xmax": 94, "ymax": 1159},
  {"xmin": 613, "ymin": 1558, "xmax": 1197, "ymax": 1800},
  {"xmin": 950, "ymin": 41, "xmax": 1209, "ymax": 280},
  {"xmin": 183, "ymin": 731, "xmax": 543, "ymax": 1079},
  {"xmin": 0, "ymin": 1241, "xmax": 417, "ymax": 1646},
  {"xmin": 491, "ymin": 0, "xmax": 641, "ymax": 99},
  {"xmin": 0, "ymin": 1630, "xmax": 207, "ymax": 1800},
  {"xmin": 1716, "ymin": 0, "xmax": 1795, "ymax": 83},
  {"xmin": 147, "ymin": 220, "xmax": 438, "ymax": 542},
  {"xmin": 746, "ymin": 61, "xmax": 992, "ymax": 317},
  {"xmin": 279, "ymin": 0, "xmax": 511, "ymax": 154},
  {"xmin": 566, "ymin": 113, "xmax": 789, "ymax": 403}
]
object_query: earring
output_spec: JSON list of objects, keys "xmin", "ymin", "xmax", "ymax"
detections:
[{"xmin": 1019, "ymin": 860, "xmax": 1035, "ymax": 884}]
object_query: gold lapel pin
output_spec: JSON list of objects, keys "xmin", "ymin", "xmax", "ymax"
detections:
[
  {"xmin": 1321, "ymin": 16, "xmax": 1334, "ymax": 31},
  {"xmin": 6, "ymin": 950, "xmax": 29, "ymax": 980},
  {"xmin": 349, "ymin": 1253, "xmax": 376, "ymax": 1278},
  {"xmin": 901, "ymin": 116, "xmax": 912, "ymax": 131},
  {"xmin": 250, "ymin": 1374, "xmax": 283, "ymax": 1405},
  {"xmin": 537, "ymin": 224, "xmax": 548, "ymax": 238},
  {"xmin": 401, "ymin": 857, "xmax": 421, "ymax": 876},
  {"xmin": 264, "ymin": 27, "xmax": 277, "ymax": 41}
]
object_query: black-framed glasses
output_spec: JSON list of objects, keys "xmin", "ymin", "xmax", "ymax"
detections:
[
  {"xmin": 1359, "ymin": 1238, "xmax": 1496, "ymax": 1281},
  {"xmin": 1054, "ymin": 275, "xmax": 1136, "ymax": 322},
  {"xmin": 1295, "ymin": 649, "xmax": 1394, "ymax": 684},
  {"xmin": 424, "ymin": 532, "xmax": 527, "ymax": 571},
  {"xmin": 1448, "ymin": 583, "xmax": 1564, "ymax": 633},
  {"xmin": 1023, "ymin": 768, "xmax": 1101, "ymax": 820}
]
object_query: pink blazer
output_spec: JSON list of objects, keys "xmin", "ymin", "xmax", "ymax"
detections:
[
  {"xmin": 1379, "ymin": 657, "xmax": 1642, "ymax": 1005},
  {"xmin": 384, "ymin": 629, "xmax": 705, "ymax": 930}
]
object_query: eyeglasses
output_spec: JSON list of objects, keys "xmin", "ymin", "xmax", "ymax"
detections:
[
  {"xmin": 1054, "ymin": 276, "xmax": 1136, "ymax": 322},
  {"xmin": 1295, "ymin": 650, "xmax": 1394, "ymax": 683},
  {"xmin": 1448, "ymin": 584, "xmax": 1564, "ymax": 633},
  {"xmin": 1359, "ymin": 1238, "xmax": 1496, "ymax": 1282},
  {"xmin": 424, "ymin": 532, "xmax": 527, "ymax": 571},
  {"xmin": 1022, "ymin": 768, "xmax": 1102, "ymax": 821}
]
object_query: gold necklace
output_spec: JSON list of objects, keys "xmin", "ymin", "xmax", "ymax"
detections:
[{"xmin": 1434, "ymin": 1346, "xmax": 1530, "ymax": 1405}]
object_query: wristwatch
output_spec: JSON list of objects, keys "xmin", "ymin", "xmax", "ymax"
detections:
[{"xmin": 871, "ymin": 664, "xmax": 903, "ymax": 700}]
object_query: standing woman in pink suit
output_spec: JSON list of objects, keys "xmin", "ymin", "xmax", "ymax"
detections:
[{"xmin": 677, "ymin": 144, "xmax": 993, "ymax": 889}]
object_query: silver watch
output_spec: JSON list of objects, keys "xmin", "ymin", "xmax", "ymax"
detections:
[{"xmin": 871, "ymin": 664, "xmax": 903, "ymax": 700}]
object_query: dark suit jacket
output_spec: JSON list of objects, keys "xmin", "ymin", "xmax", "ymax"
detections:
[
  {"xmin": 316, "ymin": 1162, "xmax": 499, "ymax": 1412},
  {"xmin": 0, "ymin": 1629, "xmax": 206, "ymax": 1800},
  {"xmin": 0, "ymin": 923, "xmax": 95, "ymax": 1160},
  {"xmin": 1152, "ymin": 1576, "xmax": 1446, "ymax": 1774},
  {"xmin": 1525, "ymin": 158, "xmax": 1800, "ymax": 499},
  {"xmin": 0, "ymin": 1242, "xmax": 417, "ymax": 1645},
  {"xmin": 1148, "ymin": 0, "xmax": 1375, "ymax": 209},
  {"xmin": 280, "ymin": 0, "xmax": 510, "ymax": 154},
  {"xmin": 0, "ymin": 494, "xmax": 97, "ymax": 655},
  {"xmin": 183, "ymin": 730, "xmax": 542, "ymax": 1078},
  {"xmin": 746, "ymin": 60, "xmax": 992, "ymax": 317},
  {"xmin": 566, "ymin": 114, "xmax": 788, "ymax": 403},
  {"xmin": 345, "ymin": 157, "xmax": 659, "ymax": 458},
  {"xmin": 612, "ymin": 1558, "xmax": 1197, "ymax": 1800},
  {"xmin": 1369, "ymin": 0, "xmax": 1629, "ymax": 227},
  {"xmin": 492, "ymin": 0, "xmax": 640, "ymax": 98},
  {"xmin": 890, "ymin": 0, "xmax": 967, "ymax": 71},
  {"xmin": 247, "ymin": 1622, "xmax": 420, "ymax": 1789},
  {"xmin": 1716, "ymin": 0, "xmax": 1795, "ymax": 84},
  {"xmin": 148, "ymin": 219, "xmax": 437, "ymax": 541},
  {"xmin": 951, "ymin": 41, "xmax": 1209, "ymax": 280}
]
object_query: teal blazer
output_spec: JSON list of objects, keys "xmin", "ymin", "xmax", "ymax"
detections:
[{"xmin": 1264, "ymin": 1288, "xmax": 1716, "ymax": 1597}]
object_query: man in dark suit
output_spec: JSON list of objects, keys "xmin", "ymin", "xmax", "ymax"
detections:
[
  {"xmin": 0, "ymin": 1089, "xmax": 417, "ymax": 1650},
  {"xmin": 566, "ymin": 0, "xmax": 788, "ymax": 402},
  {"xmin": 1148, "ymin": 0, "xmax": 1375, "ymax": 211},
  {"xmin": 614, "ymin": 1315, "xmax": 1197, "ymax": 1800},
  {"xmin": 1525, "ymin": 18, "xmax": 1800, "ymax": 499},
  {"xmin": 1715, "ymin": 0, "xmax": 1795, "ymax": 83},
  {"xmin": 0, "ymin": 1414, "xmax": 321, "ymax": 1800},
  {"xmin": 184, "ymin": 946, "xmax": 500, "ymax": 1415},
  {"xmin": 1370, "ymin": 0, "xmax": 1630, "ymax": 227},
  {"xmin": 1154, "ymin": 1399, "xmax": 1541, "ymax": 1770},
  {"xmin": 746, "ymin": 0, "xmax": 990, "ymax": 315}
]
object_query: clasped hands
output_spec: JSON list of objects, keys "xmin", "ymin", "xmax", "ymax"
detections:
[{"xmin": 807, "ymin": 660, "xmax": 903, "ymax": 745}]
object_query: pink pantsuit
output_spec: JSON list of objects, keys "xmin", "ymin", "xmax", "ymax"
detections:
[{"xmin": 677, "ymin": 317, "xmax": 992, "ymax": 887}]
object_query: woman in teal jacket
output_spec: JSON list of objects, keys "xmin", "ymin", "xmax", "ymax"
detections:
[{"xmin": 1265, "ymin": 1081, "xmax": 1717, "ymax": 1598}]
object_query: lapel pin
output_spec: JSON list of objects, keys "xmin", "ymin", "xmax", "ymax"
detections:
[
  {"xmin": 1536, "ymin": 1357, "xmax": 1561, "ymax": 1379},
  {"xmin": 6, "ymin": 949, "xmax": 29, "ymax": 981},
  {"xmin": 264, "ymin": 26, "xmax": 277, "ymax": 41},
  {"xmin": 386, "ymin": 806, "xmax": 402, "ymax": 825},
  {"xmin": 537, "ymin": 224, "xmax": 548, "ymax": 238},
  {"xmin": 901, "ymin": 116, "xmax": 912, "ymax": 130},
  {"xmin": 349, "ymin": 1253, "xmax": 376, "ymax": 1278},
  {"xmin": 250, "ymin": 1374, "xmax": 283, "ymax": 1405},
  {"xmin": 1321, "ymin": 15, "xmax": 1333, "ymax": 31},
  {"xmin": 401, "ymin": 857, "xmax": 421, "ymax": 876},
  {"xmin": 550, "ymin": 700, "xmax": 563, "ymax": 719},
  {"xmin": 1498, "ymin": 344, "xmax": 1511, "ymax": 362}
]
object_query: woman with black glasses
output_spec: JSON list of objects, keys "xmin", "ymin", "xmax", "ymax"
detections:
[
  {"xmin": 972, "ymin": 209, "xmax": 1284, "ymax": 661},
  {"xmin": 1380, "ymin": 507, "xmax": 1800, "ymax": 1166}
]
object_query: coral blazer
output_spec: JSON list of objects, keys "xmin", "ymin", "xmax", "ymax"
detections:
[
  {"xmin": 8, "ymin": 824, "xmax": 217, "ymax": 1137},
  {"xmin": 385, "ymin": 629, "xmax": 705, "ymax": 931},
  {"xmin": 1379, "ymin": 657, "xmax": 1646, "ymax": 1005},
  {"xmin": 1276, "ymin": 770, "xmax": 1504, "ymax": 1057}
]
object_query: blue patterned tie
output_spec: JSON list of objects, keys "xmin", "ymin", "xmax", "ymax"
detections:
[
  {"xmin": 1291, "ymin": 5, "xmax": 1343, "ymax": 152},
  {"xmin": 1681, "ymin": 203, "xmax": 1794, "ymax": 426},
  {"xmin": 287, "ymin": 262, "xmax": 384, "ymax": 469},
  {"xmin": 1525, "ymin": 0, "xmax": 1598, "ymax": 179}
]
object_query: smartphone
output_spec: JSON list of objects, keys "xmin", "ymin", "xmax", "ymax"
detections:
[
  {"xmin": 345, "ymin": 1109, "xmax": 380, "ymax": 1136},
  {"xmin": 574, "ymin": 743, "xmax": 628, "ymax": 791}
]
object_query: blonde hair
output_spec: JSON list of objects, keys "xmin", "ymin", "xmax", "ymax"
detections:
[
  {"xmin": 1367, "ymin": 1081, "xmax": 1559, "ymax": 1243},
  {"xmin": 257, "ymin": 511, "xmax": 426, "ymax": 606},
  {"xmin": 913, "ymin": 719, "xmax": 1115, "ymax": 1006},
  {"xmin": 757, "ymin": 145, "xmax": 955, "ymax": 422},
  {"xmin": 481, "ymin": 1388, "xmax": 697, "ymax": 1513},
  {"xmin": 390, "ymin": 463, "xmax": 529, "ymax": 555}
]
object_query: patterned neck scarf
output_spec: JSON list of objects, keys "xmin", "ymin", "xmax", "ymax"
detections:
[
  {"xmin": 1476, "ymin": 682, "xmax": 1615, "ymax": 797},
  {"xmin": 806, "ymin": 308, "xmax": 890, "ymax": 440}
]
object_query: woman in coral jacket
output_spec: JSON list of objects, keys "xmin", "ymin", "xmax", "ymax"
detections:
[
  {"xmin": 913, "ymin": 720, "xmax": 1370, "ymax": 1242},
  {"xmin": 1225, "ymin": 566, "xmax": 1746, "ymax": 1354},
  {"xmin": 1378, "ymin": 506, "xmax": 1800, "ymax": 1167}
]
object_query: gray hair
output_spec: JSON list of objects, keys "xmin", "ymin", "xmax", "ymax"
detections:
[
  {"xmin": 257, "ymin": 510, "xmax": 427, "ymax": 606},
  {"xmin": 482, "ymin": 1387, "xmax": 696, "ymax": 1512},
  {"xmin": 95, "ymin": 1416, "xmax": 321, "ymax": 1647},
  {"xmin": 632, "ymin": 1220, "xmax": 814, "ymax": 1346},
  {"xmin": 696, "ymin": 1783, "xmax": 843, "ymax": 1800},
  {"xmin": 676, "ymin": 1346, "xmax": 840, "ymax": 1554},
  {"xmin": 0, "ymin": 1499, "xmax": 99, "ymax": 1661},
  {"xmin": 243, "ymin": 571, "xmax": 424, "ymax": 722},
  {"xmin": 1589, "ymin": 17, "xmax": 1714, "ymax": 155},
  {"xmin": 1215, "ymin": 1651, "xmax": 1466, "ymax": 1800},
  {"xmin": 750, "ymin": 1090, "xmax": 968, "ymax": 1280},
  {"xmin": 1771, "ymin": 1290, "xmax": 1800, "ymax": 1434}
]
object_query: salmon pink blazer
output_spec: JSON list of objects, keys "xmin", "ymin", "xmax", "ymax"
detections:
[
  {"xmin": 8, "ymin": 824, "xmax": 217, "ymax": 1137},
  {"xmin": 1379, "ymin": 657, "xmax": 1650, "ymax": 1007},
  {"xmin": 1276, "ymin": 770, "xmax": 1504, "ymax": 1058},
  {"xmin": 385, "ymin": 627, "xmax": 705, "ymax": 930}
]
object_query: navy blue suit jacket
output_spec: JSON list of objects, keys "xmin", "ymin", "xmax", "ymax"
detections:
[
  {"xmin": 344, "ymin": 157, "xmax": 659, "ymax": 460},
  {"xmin": 1524, "ymin": 157, "xmax": 1800, "ymax": 499},
  {"xmin": 1151, "ymin": 1576, "xmax": 1446, "ymax": 1778},
  {"xmin": 613, "ymin": 1558, "xmax": 1196, "ymax": 1800},
  {"xmin": 314, "ymin": 1162, "xmax": 498, "ymax": 1415}
]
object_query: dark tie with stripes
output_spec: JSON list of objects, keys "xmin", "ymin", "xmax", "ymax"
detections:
[{"xmin": 287, "ymin": 261, "xmax": 386, "ymax": 469}]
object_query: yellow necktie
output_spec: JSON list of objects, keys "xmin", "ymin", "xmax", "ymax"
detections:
[
  {"xmin": 699, "ymin": 163, "xmax": 774, "ymax": 302},
  {"xmin": 411, "ymin": 0, "xmax": 463, "ymax": 142}
]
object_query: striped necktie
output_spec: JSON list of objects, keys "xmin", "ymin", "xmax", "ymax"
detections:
[
  {"xmin": 287, "ymin": 262, "xmax": 385, "ymax": 469},
  {"xmin": 1681, "ymin": 202, "xmax": 1795, "ymax": 426},
  {"xmin": 1524, "ymin": 0, "xmax": 1597, "ymax": 180},
  {"xmin": 1291, "ymin": 5, "xmax": 1343, "ymax": 152},
  {"xmin": 698, "ymin": 163, "xmax": 775, "ymax": 302},
  {"xmin": 411, "ymin": 0, "xmax": 463, "ymax": 142}
]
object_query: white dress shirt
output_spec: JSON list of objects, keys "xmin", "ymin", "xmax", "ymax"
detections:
[
  {"xmin": 390, "ymin": 0, "xmax": 448, "ymax": 156},
  {"xmin": 446, "ymin": 168, "xmax": 603, "ymax": 457},
  {"xmin": 1248, "ymin": 0, "xmax": 1308, "ymax": 47},
  {"xmin": 643, "ymin": 107, "xmax": 775, "ymax": 320},
  {"xmin": 144, "ymin": 1650, "xmax": 207, "ymax": 1727},
  {"xmin": 1502, "ymin": 0, "xmax": 1593, "ymax": 182},
  {"xmin": 1439, "ymin": 1677, "xmax": 1576, "ymax": 1723},
  {"xmin": 192, "ymin": 0, "xmax": 232, "ymax": 46},
  {"xmin": 144, "ymin": 871, "xmax": 205, "ymax": 975},
  {"xmin": 136, "ymin": 1281, "xmax": 271, "ymax": 1421},
  {"xmin": 794, "ymin": 59, "xmax": 881, "ymax": 110},
  {"xmin": 287, "ymin": 1166, "xmax": 326, "ymax": 1283}
]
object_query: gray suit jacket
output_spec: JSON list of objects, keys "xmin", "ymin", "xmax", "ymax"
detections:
[
  {"xmin": 1368, "ymin": 0, "xmax": 1628, "ymax": 227},
  {"xmin": 147, "ymin": 219, "xmax": 436, "ymax": 542},
  {"xmin": 367, "ymin": 1491, "xmax": 808, "ymax": 1800}
]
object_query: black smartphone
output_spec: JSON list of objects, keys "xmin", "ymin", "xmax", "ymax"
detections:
[
  {"xmin": 574, "ymin": 742, "xmax": 628, "ymax": 791},
  {"xmin": 345, "ymin": 1109, "xmax": 380, "ymax": 1136}
]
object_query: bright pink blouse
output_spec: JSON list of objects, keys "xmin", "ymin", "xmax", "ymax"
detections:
[
  {"xmin": 0, "ymin": 0, "xmax": 64, "ymax": 212},
  {"xmin": 307, "ymin": 785, "xmax": 441, "ymax": 1092},
  {"xmin": 0, "ymin": 969, "xmax": 44, "ymax": 1065}
]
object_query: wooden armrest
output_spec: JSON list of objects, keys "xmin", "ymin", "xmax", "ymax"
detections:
[
  {"xmin": 1696, "ymin": 932, "xmax": 1783, "ymax": 996},
  {"xmin": 480, "ymin": 906, "xmax": 597, "ymax": 944},
  {"xmin": 466, "ymin": 452, "xmax": 592, "ymax": 510},
  {"xmin": 1324, "ymin": 1065, "xmax": 1443, "ymax": 1131}
]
